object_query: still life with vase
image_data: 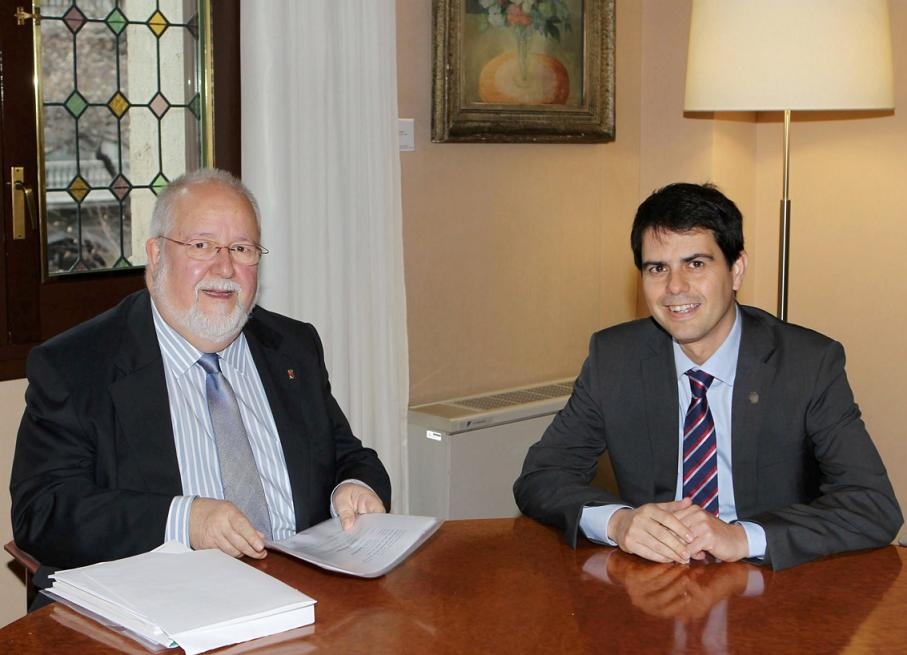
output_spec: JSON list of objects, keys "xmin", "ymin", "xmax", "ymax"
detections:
[{"xmin": 467, "ymin": 0, "xmax": 580, "ymax": 106}]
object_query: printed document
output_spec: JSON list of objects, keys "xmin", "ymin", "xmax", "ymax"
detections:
[{"xmin": 267, "ymin": 513, "xmax": 442, "ymax": 578}]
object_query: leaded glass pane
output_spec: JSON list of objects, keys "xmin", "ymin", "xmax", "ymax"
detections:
[{"xmin": 39, "ymin": 0, "xmax": 209, "ymax": 276}]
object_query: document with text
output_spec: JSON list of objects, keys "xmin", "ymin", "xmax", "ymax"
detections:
[{"xmin": 267, "ymin": 513, "xmax": 442, "ymax": 578}]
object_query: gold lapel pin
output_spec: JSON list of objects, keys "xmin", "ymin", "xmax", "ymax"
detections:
[{"xmin": 748, "ymin": 391, "xmax": 759, "ymax": 404}]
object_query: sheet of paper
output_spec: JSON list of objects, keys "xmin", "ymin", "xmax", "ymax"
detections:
[{"xmin": 267, "ymin": 513, "xmax": 441, "ymax": 578}]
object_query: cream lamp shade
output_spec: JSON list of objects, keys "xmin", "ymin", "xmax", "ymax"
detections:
[
  {"xmin": 683, "ymin": 0, "xmax": 894, "ymax": 321},
  {"xmin": 685, "ymin": 0, "xmax": 894, "ymax": 112}
]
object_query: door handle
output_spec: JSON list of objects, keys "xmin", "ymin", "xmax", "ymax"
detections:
[{"xmin": 10, "ymin": 166, "xmax": 37, "ymax": 240}]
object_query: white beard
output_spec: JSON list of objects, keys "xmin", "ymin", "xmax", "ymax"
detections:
[{"xmin": 151, "ymin": 256, "xmax": 254, "ymax": 345}]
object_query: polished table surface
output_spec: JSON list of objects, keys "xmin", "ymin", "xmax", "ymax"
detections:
[{"xmin": 2, "ymin": 517, "xmax": 906, "ymax": 654}]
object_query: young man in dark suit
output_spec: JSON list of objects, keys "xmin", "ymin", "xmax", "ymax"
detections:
[{"xmin": 514, "ymin": 182, "xmax": 901, "ymax": 570}]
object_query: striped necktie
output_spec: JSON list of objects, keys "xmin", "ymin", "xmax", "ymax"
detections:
[
  {"xmin": 198, "ymin": 353, "xmax": 272, "ymax": 538},
  {"xmin": 682, "ymin": 368, "xmax": 719, "ymax": 515}
]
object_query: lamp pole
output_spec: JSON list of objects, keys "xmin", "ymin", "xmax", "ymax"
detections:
[{"xmin": 778, "ymin": 109, "xmax": 791, "ymax": 322}]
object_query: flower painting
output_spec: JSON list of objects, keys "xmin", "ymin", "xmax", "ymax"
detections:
[
  {"xmin": 432, "ymin": 0, "xmax": 615, "ymax": 143},
  {"xmin": 469, "ymin": 0, "xmax": 578, "ymax": 106}
]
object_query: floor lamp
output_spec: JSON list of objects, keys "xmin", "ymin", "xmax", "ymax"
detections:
[{"xmin": 683, "ymin": 0, "xmax": 894, "ymax": 322}]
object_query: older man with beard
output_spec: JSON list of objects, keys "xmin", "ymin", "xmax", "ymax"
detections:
[{"xmin": 10, "ymin": 169, "xmax": 391, "ymax": 603}]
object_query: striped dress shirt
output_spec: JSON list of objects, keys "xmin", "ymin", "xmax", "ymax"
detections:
[{"xmin": 152, "ymin": 301, "xmax": 298, "ymax": 544}]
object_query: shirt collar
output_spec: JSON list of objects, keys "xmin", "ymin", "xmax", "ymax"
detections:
[
  {"xmin": 150, "ymin": 297, "xmax": 249, "ymax": 378},
  {"xmin": 672, "ymin": 304, "xmax": 742, "ymax": 386}
]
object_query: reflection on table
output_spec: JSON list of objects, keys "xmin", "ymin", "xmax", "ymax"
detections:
[{"xmin": 1, "ymin": 517, "xmax": 904, "ymax": 654}]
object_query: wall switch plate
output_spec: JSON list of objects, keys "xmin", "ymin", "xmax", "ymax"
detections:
[{"xmin": 398, "ymin": 118, "xmax": 415, "ymax": 151}]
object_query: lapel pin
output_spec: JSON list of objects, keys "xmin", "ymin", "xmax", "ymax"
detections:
[
  {"xmin": 287, "ymin": 369, "xmax": 296, "ymax": 380},
  {"xmin": 748, "ymin": 391, "xmax": 759, "ymax": 405}
]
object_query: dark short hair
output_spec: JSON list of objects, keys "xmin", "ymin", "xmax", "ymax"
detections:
[{"xmin": 630, "ymin": 182, "xmax": 744, "ymax": 270}]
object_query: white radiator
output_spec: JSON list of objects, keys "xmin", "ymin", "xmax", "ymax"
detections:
[{"xmin": 407, "ymin": 379, "xmax": 573, "ymax": 519}]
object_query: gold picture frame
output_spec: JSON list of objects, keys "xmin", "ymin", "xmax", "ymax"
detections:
[{"xmin": 432, "ymin": 0, "xmax": 615, "ymax": 143}]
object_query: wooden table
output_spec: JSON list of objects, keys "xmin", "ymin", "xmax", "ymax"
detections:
[{"xmin": 2, "ymin": 517, "xmax": 905, "ymax": 654}]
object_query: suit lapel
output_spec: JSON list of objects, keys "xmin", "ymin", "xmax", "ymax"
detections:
[
  {"xmin": 243, "ymin": 313, "xmax": 313, "ymax": 531},
  {"xmin": 731, "ymin": 309, "xmax": 776, "ymax": 517},
  {"xmin": 108, "ymin": 291, "xmax": 182, "ymax": 494},
  {"xmin": 640, "ymin": 322, "xmax": 681, "ymax": 502}
]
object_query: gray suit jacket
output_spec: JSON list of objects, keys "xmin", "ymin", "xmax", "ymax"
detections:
[
  {"xmin": 11, "ymin": 290, "xmax": 391, "ymax": 571},
  {"xmin": 513, "ymin": 305, "xmax": 901, "ymax": 570}
]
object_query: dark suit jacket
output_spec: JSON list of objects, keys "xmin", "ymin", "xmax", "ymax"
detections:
[
  {"xmin": 10, "ymin": 290, "xmax": 392, "ymax": 571},
  {"xmin": 513, "ymin": 305, "xmax": 901, "ymax": 570}
]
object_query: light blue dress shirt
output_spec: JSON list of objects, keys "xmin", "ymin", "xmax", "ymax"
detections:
[
  {"xmin": 151, "ymin": 301, "xmax": 298, "ymax": 545},
  {"xmin": 579, "ymin": 306, "xmax": 767, "ymax": 558}
]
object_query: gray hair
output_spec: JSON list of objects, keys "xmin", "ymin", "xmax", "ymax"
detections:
[{"xmin": 149, "ymin": 168, "xmax": 262, "ymax": 238}]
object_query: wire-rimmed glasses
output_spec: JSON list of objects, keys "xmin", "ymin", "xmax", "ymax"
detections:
[{"xmin": 158, "ymin": 236, "xmax": 269, "ymax": 266}]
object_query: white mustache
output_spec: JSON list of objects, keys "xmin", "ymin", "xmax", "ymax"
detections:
[{"xmin": 196, "ymin": 279, "xmax": 242, "ymax": 295}]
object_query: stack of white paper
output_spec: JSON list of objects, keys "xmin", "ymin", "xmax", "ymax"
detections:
[{"xmin": 46, "ymin": 542, "xmax": 316, "ymax": 655}]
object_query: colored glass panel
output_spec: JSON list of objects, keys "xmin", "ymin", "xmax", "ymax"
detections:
[
  {"xmin": 147, "ymin": 10, "xmax": 170, "ymax": 38},
  {"xmin": 105, "ymin": 8, "xmax": 127, "ymax": 36},
  {"xmin": 187, "ymin": 13, "xmax": 199, "ymax": 40},
  {"xmin": 38, "ymin": 1, "xmax": 209, "ymax": 276},
  {"xmin": 110, "ymin": 174, "xmax": 132, "ymax": 201},
  {"xmin": 151, "ymin": 173, "xmax": 170, "ymax": 195},
  {"xmin": 189, "ymin": 93, "xmax": 201, "ymax": 119},
  {"xmin": 67, "ymin": 175, "xmax": 90, "ymax": 203},
  {"xmin": 107, "ymin": 91, "xmax": 130, "ymax": 118},
  {"xmin": 149, "ymin": 92, "xmax": 171, "ymax": 119},
  {"xmin": 63, "ymin": 6, "xmax": 87, "ymax": 34},
  {"xmin": 64, "ymin": 91, "xmax": 89, "ymax": 118}
]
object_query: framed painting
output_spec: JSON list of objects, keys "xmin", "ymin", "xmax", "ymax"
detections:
[{"xmin": 431, "ymin": 0, "xmax": 615, "ymax": 143}]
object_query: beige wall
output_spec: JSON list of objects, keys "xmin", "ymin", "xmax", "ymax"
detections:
[
  {"xmin": 399, "ymin": 1, "xmax": 644, "ymax": 405},
  {"xmin": 0, "ymin": 378, "xmax": 28, "ymax": 626}
]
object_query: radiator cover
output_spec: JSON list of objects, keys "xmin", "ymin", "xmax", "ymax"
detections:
[{"xmin": 407, "ymin": 379, "xmax": 573, "ymax": 519}]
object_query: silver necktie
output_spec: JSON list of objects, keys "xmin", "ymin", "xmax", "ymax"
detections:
[{"xmin": 198, "ymin": 353, "xmax": 272, "ymax": 538}]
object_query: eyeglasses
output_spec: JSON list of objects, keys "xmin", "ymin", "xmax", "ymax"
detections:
[{"xmin": 158, "ymin": 236, "xmax": 269, "ymax": 266}]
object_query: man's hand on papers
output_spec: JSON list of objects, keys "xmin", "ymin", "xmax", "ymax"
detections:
[
  {"xmin": 189, "ymin": 498, "xmax": 267, "ymax": 559},
  {"xmin": 332, "ymin": 483, "xmax": 387, "ymax": 531},
  {"xmin": 268, "ymin": 514, "xmax": 441, "ymax": 577}
]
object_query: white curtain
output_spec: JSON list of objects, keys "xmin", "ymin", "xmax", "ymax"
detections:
[{"xmin": 240, "ymin": 1, "xmax": 409, "ymax": 512}]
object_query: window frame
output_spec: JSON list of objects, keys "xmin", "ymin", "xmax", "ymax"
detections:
[{"xmin": 0, "ymin": 0, "xmax": 240, "ymax": 381}]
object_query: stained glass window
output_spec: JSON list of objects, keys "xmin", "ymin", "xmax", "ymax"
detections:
[{"xmin": 38, "ymin": 0, "xmax": 210, "ymax": 275}]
